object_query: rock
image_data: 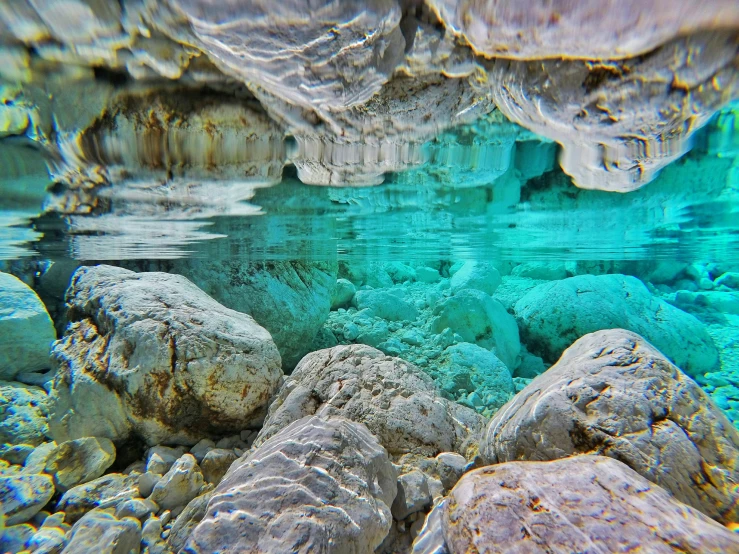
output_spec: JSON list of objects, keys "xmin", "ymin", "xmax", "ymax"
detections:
[
  {"xmin": 0, "ymin": 473, "xmax": 55, "ymax": 525},
  {"xmin": 449, "ymin": 261, "xmax": 501, "ymax": 296},
  {"xmin": 48, "ymin": 265, "xmax": 283, "ymax": 445},
  {"xmin": 149, "ymin": 454, "xmax": 204, "ymax": 512},
  {"xmin": 145, "ymin": 446, "xmax": 186, "ymax": 475},
  {"xmin": 255, "ymin": 345, "xmax": 484, "ymax": 458},
  {"xmin": 384, "ymin": 263, "xmax": 417, "ymax": 284},
  {"xmin": 56, "ymin": 473, "xmax": 139, "ymax": 523},
  {"xmin": 200, "ymin": 449, "xmax": 237, "ymax": 485},
  {"xmin": 138, "ymin": 472, "xmax": 161, "ymax": 498},
  {"xmin": 0, "ymin": 381, "xmax": 49, "ymax": 448},
  {"xmin": 413, "ymin": 456, "xmax": 739, "ymax": 554},
  {"xmin": 184, "ymin": 415, "xmax": 397, "ymax": 554},
  {"xmin": 354, "ymin": 289, "xmax": 419, "ymax": 322},
  {"xmin": 330, "ymin": 278, "xmax": 356, "ymax": 310},
  {"xmin": 391, "ymin": 471, "xmax": 431, "ymax": 521},
  {"xmin": 188, "ymin": 439, "xmax": 215, "ymax": 464},
  {"xmin": 0, "ymin": 271, "xmax": 56, "ymax": 379},
  {"xmin": 481, "ymin": 329, "xmax": 739, "ymax": 525},
  {"xmin": 167, "ymin": 491, "xmax": 213, "ymax": 553},
  {"xmin": 715, "ymin": 272, "xmax": 739, "ymax": 290},
  {"xmin": 430, "ymin": 290, "xmax": 520, "ymax": 369},
  {"xmin": 415, "ymin": 267, "xmax": 440, "ymax": 283},
  {"xmin": 0, "ymin": 444, "xmax": 35, "ymax": 465},
  {"xmin": 492, "ymin": 276, "xmax": 544, "ymax": 312},
  {"xmin": 28, "ymin": 515, "xmax": 69, "ymax": 554},
  {"xmin": 434, "ymin": 452, "xmax": 467, "ymax": 491},
  {"xmin": 513, "ymin": 347, "xmax": 547, "ymax": 379},
  {"xmin": 141, "ymin": 516, "xmax": 171, "ymax": 554},
  {"xmin": 0, "ymin": 523, "xmax": 36, "ymax": 553},
  {"xmin": 510, "ymin": 262, "xmax": 568, "ymax": 281},
  {"xmin": 431, "ymin": 343, "xmax": 514, "ymax": 412},
  {"xmin": 172, "ymin": 260, "xmax": 337, "ymax": 369},
  {"xmin": 672, "ymin": 290, "xmax": 739, "ymax": 316},
  {"xmin": 513, "ymin": 274, "xmax": 719, "ymax": 376},
  {"xmin": 114, "ymin": 498, "xmax": 158, "ymax": 521},
  {"xmin": 44, "ymin": 437, "xmax": 116, "ymax": 492},
  {"xmin": 62, "ymin": 509, "xmax": 141, "ymax": 554},
  {"xmin": 23, "ymin": 442, "xmax": 57, "ymax": 474}
]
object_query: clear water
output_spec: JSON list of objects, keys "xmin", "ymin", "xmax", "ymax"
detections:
[{"xmin": 1, "ymin": 6, "xmax": 739, "ymax": 552}]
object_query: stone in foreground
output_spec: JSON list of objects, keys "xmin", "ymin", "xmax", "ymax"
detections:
[
  {"xmin": 413, "ymin": 455, "xmax": 739, "ymax": 554},
  {"xmin": 185, "ymin": 415, "xmax": 396, "ymax": 554},
  {"xmin": 482, "ymin": 329, "xmax": 739, "ymax": 525}
]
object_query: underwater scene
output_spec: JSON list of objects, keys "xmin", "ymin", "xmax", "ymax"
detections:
[{"xmin": 1, "ymin": 1, "xmax": 739, "ymax": 553}]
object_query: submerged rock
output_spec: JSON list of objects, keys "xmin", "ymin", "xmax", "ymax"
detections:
[
  {"xmin": 481, "ymin": 329, "xmax": 739, "ymax": 525},
  {"xmin": 255, "ymin": 345, "xmax": 484, "ymax": 458},
  {"xmin": 449, "ymin": 261, "xmax": 501, "ymax": 296},
  {"xmin": 514, "ymin": 274, "xmax": 719, "ymax": 376},
  {"xmin": 48, "ymin": 265, "xmax": 283, "ymax": 445},
  {"xmin": 413, "ymin": 455, "xmax": 739, "ymax": 554},
  {"xmin": 185, "ymin": 415, "xmax": 397, "ymax": 554},
  {"xmin": 0, "ymin": 272, "xmax": 56, "ymax": 379}
]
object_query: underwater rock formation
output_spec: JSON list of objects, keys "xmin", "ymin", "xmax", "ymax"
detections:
[
  {"xmin": 481, "ymin": 329, "xmax": 739, "ymax": 525},
  {"xmin": 255, "ymin": 344, "xmax": 484, "ymax": 459},
  {"xmin": 48, "ymin": 265, "xmax": 282, "ymax": 445},
  {"xmin": 185, "ymin": 415, "xmax": 397, "ymax": 554},
  {"xmin": 514, "ymin": 274, "xmax": 719, "ymax": 376},
  {"xmin": 413, "ymin": 455, "xmax": 739, "ymax": 554}
]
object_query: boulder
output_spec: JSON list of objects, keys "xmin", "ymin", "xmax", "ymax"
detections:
[
  {"xmin": 148, "ymin": 454, "xmax": 204, "ymax": 512},
  {"xmin": 48, "ymin": 265, "xmax": 283, "ymax": 445},
  {"xmin": 0, "ymin": 473, "xmax": 55, "ymax": 525},
  {"xmin": 430, "ymin": 290, "xmax": 520, "ymax": 369},
  {"xmin": 449, "ymin": 261, "xmax": 501, "ymax": 296},
  {"xmin": 330, "ymin": 278, "xmax": 356, "ymax": 310},
  {"xmin": 513, "ymin": 274, "xmax": 719, "ymax": 376},
  {"xmin": 255, "ymin": 345, "xmax": 484, "ymax": 458},
  {"xmin": 0, "ymin": 272, "xmax": 56, "ymax": 379},
  {"xmin": 481, "ymin": 329, "xmax": 739, "ymax": 525},
  {"xmin": 56, "ymin": 473, "xmax": 139, "ymax": 523},
  {"xmin": 62, "ymin": 509, "xmax": 141, "ymax": 554},
  {"xmin": 354, "ymin": 289, "xmax": 418, "ymax": 322},
  {"xmin": 413, "ymin": 455, "xmax": 739, "ymax": 554},
  {"xmin": 184, "ymin": 415, "xmax": 397, "ymax": 554},
  {"xmin": 172, "ymin": 260, "xmax": 338, "ymax": 369},
  {"xmin": 167, "ymin": 491, "xmax": 213, "ymax": 553},
  {"xmin": 391, "ymin": 471, "xmax": 431, "ymax": 520},
  {"xmin": 0, "ymin": 381, "xmax": 50, "ymax": 447},
  {"xmin": 200, "ymin": 448, "xmax": 238, "ymax": 485},
  {"xmin": 44, "ymin": 437, "xmax": 116, "ymax": 492},
  {"xmin": 145, "ymin": 445, "xmax": 186, "ymax": 475}
]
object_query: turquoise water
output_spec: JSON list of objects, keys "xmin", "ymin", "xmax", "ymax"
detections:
[{"xmin": 1, "ymin": 4, "xmax": 739, "ymax": 553}]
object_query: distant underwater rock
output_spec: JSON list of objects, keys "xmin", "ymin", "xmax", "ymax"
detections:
[
  {"xmin": 185, "ymin": 415, "xmax": 397, "ymax": 554},
  {"xmin": 413, "ymin": 455, "xmax": 739, "ymax": 554},
  {"xmin": 354, "ymin": 288, "xmax": 419, "ymax": 323},
  {"xmin": 0, "ymin": 271, "xmax": 56, "ymax": 379},
  {"xmin": 48, "ymin": 265, "xmax": 283, "ymax": 445},
  {"xmin": 255, "ymin": 344, "xmax": 484, "ymax": 459},
  {"xmin": 514, "ymin": 274, "xmax": 719, "ymax": 376},
  {"xmin": 449, "ymin": 261, "xmax": 502, "ymax": 296},
  {"xmin": 481, "ymin": 329, "xmax": 739, "ymax": 525}
]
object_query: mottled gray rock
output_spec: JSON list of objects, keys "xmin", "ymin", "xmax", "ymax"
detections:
[
  {"xmin": 514, "ymin": 274, "xmax": 718, "ymax": 376},
  {"xmin": 23, "ymin": 441, "xmax": 57, "ymax": 474},
  {"xmin": 482, "ymin": 329, "xmax": 739, "ymax": 525},
  {"xmin": 0, "ymin": 381, "xmax": 50, "ymax": 447},
  {"xmin": 145, "ymin": 446, "xmax": 186, "ymax": 475},
  {"xmin": 0, "ymin": 473, "xmax": 55, "ymax": 525},
  {"xmin": 434, "ymin": 453, "xmax": 467, "ymax": 491},
  {"xmin": 167, "ymin": 491, "xmax": 213, "ymax": 553},
  {"xmin": 391, "ymin": 471, "xmax": 431, "ymax": 521},
  {"xmin": 44, "ymin": 437, "xmax": 116, "ymax": 492},
  {"xmin": 200, "ymin": 448, "xmax": 237, "ymax": 485},
  {"xmin": 62, "ymin": 509, "xmax": 141, "ymax": 554},
  {"xmin": 0, "ymin": 272, "xmax": 56, "ymax": 378},
  {"xmin": 142, "ymin": 515, "xmax": 172, "ymax": 554},
  {"xmin": 255, "ymin": 345, "xmax": 484, "ymax": 458},
  {"xmin": 56, "ymin": 473, "xmax": 139, "ymax": 523},
  {"xmin": 0, "ymin": 522, "xmax": 36, "ymax": 553},
  {"xmin": 114, "ymin": 498, "xmax": 158, "ymax": 521},
  {"xmin": 148, "ymin": 454, "xmax": 204, "ymax": 512},
  {"xmin": 331, "ymin": 278, "xmax": 356, "ymax": 310},
  {"xmin": 354, "ymin": 289, "xmax": 419, "ymax": 322},
  {"xmin": 188, "ymin": 439, "xmax": 214, "ymax": 464},
  {"xmin": 413, "ymin": 456, "xmax": 739, "ymax": 554},
  {"xmin": 137, "ymin": 472, "xmax": 161, "ymax": 498},
  {"xmin": 49, "ymin": 265, "xmax": 282, "ymax": 445},
  {"xmin": 27, "ymin": 516, "xmax": 69, "ymax": 554},
  {"xmin": 185, "ymin": 415, "xmax": 397, "ymax": 554}
]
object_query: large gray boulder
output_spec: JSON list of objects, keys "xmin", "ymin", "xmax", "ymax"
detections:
[
  {"xmin": 413, "ymin": 455, "xmax": 739, "ymax": 554},
  {"xmin": 254, "ymin": 345, "xmax": 484, "ymax": 459},
  {"xmin": 49, "ymin": 265, "xmax": 283, "ymax": 445},
  {"xmin": 481, "ymin": 329, "xmax": 739, "ymax": 525},
  {"xmin": 185, "ymin": 415, "xmax": 397, "ymax": 554},
  {"xmin": 513, "ymin": 274, "xmax": 718, "ymax": 376}
]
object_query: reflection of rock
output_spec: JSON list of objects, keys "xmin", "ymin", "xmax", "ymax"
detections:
[
  {"xmin": 48, "ymin": 265, "xmax": 282, "ymax": 445},
  {"xmin": 414, "ymin": 455, "xmax": 739, "ymax": 554},
  {"xmin": 513, "ymin": 274, "xmax": 719, "ymax": 376},
  {"xmin": 185, "ymin": 415, "xmax": 397, "ymax": 554},
  {"xmin": 485, "ymin": 32, "xmax": 739, "ymax": 191},
  {"xmin": 482, "ymin": 329, "xmax": 739, "ymax": 524},
  {"xmin": 428, "ymin": 0, "xmax": 739, "ymax": 60},
  {"xmin": 255, "ymin": 345, "xmax": 484, "ymax": 459}
]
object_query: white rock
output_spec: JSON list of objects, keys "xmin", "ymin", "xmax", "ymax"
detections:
[
  {"xmin": 62, "ymin": 509, "xmax": 141, "ymax": 554},
  {"xmin": 44, "ymin": 437, "xmax": 116, "ymax": 492},
  {"xmin": 391, "ymin": 471, "xmax": 431, "ymax": 520},
  {"xmin": 149, "ymin": 454, "xmax": 204, "ymax": 512},
  {"xmin": 145, "ymin": 446, "xmax": 186, "ymax": 475},
  {"xmin": 0, "ymin": 473, "xmax": 55, "ymax": 525}
]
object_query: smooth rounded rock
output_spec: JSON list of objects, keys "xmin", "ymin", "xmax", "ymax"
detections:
[
  {"xmin": 354, "ymin": 289, "xmax": 419, "ymax": 322},
  {"xmin": 449, "ymin": 261, "xmax": 501, "ymax": 296},
  {"xmin": 44, "ymin": 437, "xmax": 116, "ymax": 492}
]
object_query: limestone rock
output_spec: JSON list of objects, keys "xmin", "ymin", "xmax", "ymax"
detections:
[
  {"xmin": 0, "ymin": 523, "xmax": 36, "ymax": 553},
  {"xmin": 167, "ymin": 491, "xmax": 213, "ymax": 553},
  {"xmin": 48, "ymin": 265, "xmax": 283, "ymax": 445},
  {"xmin": 142, "ymin": 516, "xmax": 172, "ymax": 554},
  {"xmin": 449, "ymin": 261, "xmax": 501, "ymax": 296},
  {"xmin": 184, "ymin": 415, "xmax": 397, "ymax": 554},
  {"xmin": 255, "ymin": 345, "xmax": 484, "ymax": 458},
  {"xmin": 200, "ymin": 448, "xmax": 237, "ymax": 485},
  {"xmin": 145, "ymin": 446, "xmax": 186, "ymax": 476},
  {"xmin": 149, "ymin": 454, "xmax": 204, "ymax": 512},
  {"xmin": 114, "ymin": 497, "xmax": 158, "ymax": 521},
  {"xmin": 44, "ymin": 437, "xmax": 116, "ymax": 492},
  {"xmin": 62, "ymin": 509, "xmax": 141, "ymax": 554},
  {"xmin": 481, "ymin": 329, "xmax": 739, "ymax": 524},
  {"xmin": 430, "ymin": 289, "xmax": 520, "ymax": 369},
  {"xmin": 514, "ymin": 274, "xmax": 719, "ymax": 376},
  {"xmin": 0, "ymin": 381, "xmax": 50, "ymax": 447},
  {"xmin": 331, "ymin": 278, "xmax": 356, "ymax": 310},
  {"xmin": 413, "ymin": 456, "xmax": 739, "ymax": 554},
  {"xmin": 434, "ymin": 453, "xmax": 467, "ymax": 491},
  {"xmin": 28, "ymin": 515, "xmax": 69, "ymax": 554},
  {"xmin": 354, "ymin": 289, "xmax": 419, "ymax": 322},
  {"xmin": 0, "ymin": 473, "xmax": 55, "ymax": 525},
  {"xmin": 0, "ymin": 271, "xmax": 56, "ymax": 378},
  {"xmin": 171, "ymin": 260, "xmax": 337, "ymax": 369},
  {"xmin": 23, "ymin": 442, "xmax": 57, "ymax": 474},
  {"xmin": 391, "ymin": 471, "xmax": 431, "ymax": 521},
  {"xmin": 56, "ymin": 473, "xmax": 139, "ymax": 523}
]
